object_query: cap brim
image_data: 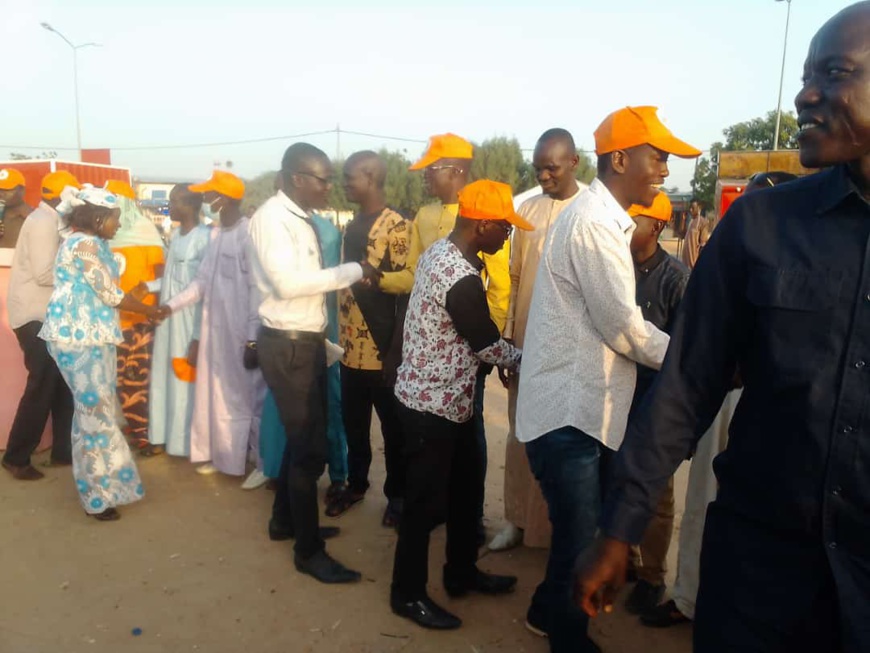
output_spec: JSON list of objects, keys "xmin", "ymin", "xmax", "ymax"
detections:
[
  {"xmin": 408, "ymin": 152, "xmax": 441, "ymax": 171},
  {"xmin": 172, "ymin": 358, "xmax": 197, "ymax": 383},
  {"xmin": 649, "ymin": 135, "xmax": 702, "ymax": 159},
  {"xmin": 506, "ymin": 211, "xmax": 535, "ymax": 232},
  {"xmin": 187, "ymin": 181, "xmax": 213, "ymax": 194}
]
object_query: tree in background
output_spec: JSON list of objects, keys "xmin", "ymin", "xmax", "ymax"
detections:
[
  {"xmin": 241, "ymin": 170, "xmax": 278, "ymax": 214},
  {"xmin": 691, "ymin": 110, "xmax": 799, "ymax": 207}
]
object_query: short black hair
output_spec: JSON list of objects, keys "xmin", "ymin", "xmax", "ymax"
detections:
[
  {"xmin": 538, "ymin": 128, "xmax": 576, "ymax": 152},
  {"xmin": 281, "ymin": 142, "xmax": 329, "ymax": 173},
  {"xmin": 172, "ymin": 184, "xmax": 204, "ymax": 212}
]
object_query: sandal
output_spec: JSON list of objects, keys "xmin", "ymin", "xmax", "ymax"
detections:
[
  {"xmin": 325, "ymin": 488, "xmax": 364, "ymax": 518},
  {"xmin": 89, "ymin": 508, "xmax": 121, "ymax": 522},
  {"xmin": 139, "ymin": 444, "xmax": 165, "ymax": 458}
]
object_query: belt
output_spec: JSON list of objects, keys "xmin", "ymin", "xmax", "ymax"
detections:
[{"xmin": 260, "ymin": 326, "xmax": 325, "ymax": 343}]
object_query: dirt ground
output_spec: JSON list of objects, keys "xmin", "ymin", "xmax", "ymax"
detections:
[{"xmin": 0, "ymin": 382, "xmax": 693, "ymax": 653}]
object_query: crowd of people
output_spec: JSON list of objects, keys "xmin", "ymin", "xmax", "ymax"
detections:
[{"xmin": 1, "ymin": 3, "xmax": 869, "ymax": 651}]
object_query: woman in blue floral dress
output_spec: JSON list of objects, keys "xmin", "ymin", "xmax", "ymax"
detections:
[{"xmin": 40, "ymin": 186, "xmax": 162, "ymax": 521}]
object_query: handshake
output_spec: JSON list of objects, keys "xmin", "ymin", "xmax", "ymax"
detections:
[{"xmin": 358, "ymin": 260, "xmax": 382, "ymax": 289}]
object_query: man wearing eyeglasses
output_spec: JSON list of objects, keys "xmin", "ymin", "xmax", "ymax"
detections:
[
  {"xmin": 248, "ymin": 142, "xmax": 381, "ymax": 585},
  {"xmin": 379, "ymin": 133, "xmax": 511, "ymax": 544},
  {"xmin": 390, "ymin": 180, "xmax": 528, "ymax": 630}
]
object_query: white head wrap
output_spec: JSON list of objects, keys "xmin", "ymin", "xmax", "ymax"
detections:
[{"xmin": 56, "ymin": 184, "xmax": 119, "ymax": 217}]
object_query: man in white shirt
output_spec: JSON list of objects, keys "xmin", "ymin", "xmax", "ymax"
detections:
[
  {"xmin": 3, "ymin": 171, "xmax": 81, "ymax": 481},
  {"xmin": 515, "ymin": 106, "xmax": 700, "ymax": 652},
  {"xmin": 248, "ymin": 143, "xmax": 380, "ymax": 584}
]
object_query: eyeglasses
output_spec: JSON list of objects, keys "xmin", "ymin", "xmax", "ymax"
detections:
[
  {"xmin": 293, "ymin": 171, "xmax": 334, "ymax": 185},
  {"xmin": 427, "ymin": 165, "xmax": 464, "ymax": 174},
  {"xmin": 485, "ymin": 221, "xmax": 513, "ymax": 236}
]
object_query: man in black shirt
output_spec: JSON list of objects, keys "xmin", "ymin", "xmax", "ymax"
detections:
[
  {"xmin": 622, "ymin": 192, "xmax": 688, "ymax": 617},
  {"xmin": 578, "ymin": 3, "xmax": 870, "ymax": 651}
]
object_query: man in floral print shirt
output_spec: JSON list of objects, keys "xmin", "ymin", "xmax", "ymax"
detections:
[{"xmin": 389, "ymin": 180, "xmax": 531, "ymax": 630}]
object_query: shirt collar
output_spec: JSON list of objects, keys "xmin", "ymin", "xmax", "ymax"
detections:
[
  {"xmin": 447, "ymin": 236, "xmax": 484, "ymax": 271},
  {"xmin": 818, "ymin": 165, "xmax": 870, "ymax": 215},
  {"xmin": 276, "ymin": 190, "xmax": 310, "ymax": 220},
  {"xmin": 588, "ymin": 178, "xmax": 636, "ymax": 233},
  {"xmin": 634, "ymin": 244, "xmax": 668, "ymax": 274}
]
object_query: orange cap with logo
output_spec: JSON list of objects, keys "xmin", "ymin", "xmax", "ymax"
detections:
[
  {"xmin": 0, "ymin": 168, "xmax": 26, "ymax": 190},
  {"xmin": 189, "ymin": 170, "xmax": 245, "ymax": 200},
  {"xmin": 457, "ymin": 180, "xmax": 534, "ymax": 231},
  {"xmin": 104, "ymin": 179, "xmax": 136, "ymax": 200},
  {"xmin": 409, "ymin": 133, "xmax": 474, "ymax": 171},
  {"xmin": 42, "ymin": 170, "xmax": 81, "ymax": 200},
  {"xmin": 594, "ymin": 106, "xmax": 701, "ymax": 158},
  {"xmin": 628, "ymin": 191, "xmax": 673, "ymax": 222}
]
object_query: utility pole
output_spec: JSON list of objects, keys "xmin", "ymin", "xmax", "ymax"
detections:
[{"xmin": 772, "ymin": 0, "xmax": 793, "ymax": 151}]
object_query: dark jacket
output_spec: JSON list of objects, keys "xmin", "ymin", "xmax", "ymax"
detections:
[{"xmin": 631, "ymin": 245, "xmax": 689, "ymax": 409}]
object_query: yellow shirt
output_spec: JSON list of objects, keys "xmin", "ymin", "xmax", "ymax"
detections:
[{"xmin": 378, "ymin": 202, "xmax": 510, "ymax": 333}]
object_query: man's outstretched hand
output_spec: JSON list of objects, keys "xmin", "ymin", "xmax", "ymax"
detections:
[{"xmin": 573, "ymin": 536, "xmax": 630, "ymax": 617}]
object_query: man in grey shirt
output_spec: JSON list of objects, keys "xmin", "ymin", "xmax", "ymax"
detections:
[{"xmin": 3, "ymin": 170, "xmax": 80, "ymax": 480}]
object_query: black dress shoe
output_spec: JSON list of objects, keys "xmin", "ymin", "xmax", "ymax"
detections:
[
  {"xmin": 390, "ymin": 594, "xmax": 462, "ymax": 630},
  {"xmin": 625, "ymin": 580, "xmax": 665, "ymax": 616},
  {"xmin": 268, "ymin": 519, "xmax": 340, "ymax": 541},
  {"xmin": 294, "ymin": 550, "xmax": 361, "ymax": 584},
  {"xmin": 444, "ymin": 568, "xmax": 518, "ymax": 598}
]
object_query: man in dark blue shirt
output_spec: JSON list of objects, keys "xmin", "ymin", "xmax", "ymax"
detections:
[
  {"xmin": 577, "ymin": 3, "xmax": 870, "ymax": 651},
  {"xmin": 622, "ymin": 192, "xmax": 689, "ymax": 617}
]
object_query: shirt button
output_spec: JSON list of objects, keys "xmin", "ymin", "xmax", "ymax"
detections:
[
  {"xmin": 866, "ymin": 293, "xmax": 870, "ymax": 302},
  {"xmin": 842, "ymin": 426, "xmax": 854, "ymax": 434},
  {"xmin": 832, "ymin": 486, "xmax": 842, "ymax": 496},
  {"xmin": 829, "ymin": 541, "xmax": 838, "ymax": 550},
  {"xmin": 856, "ymin": 361, "xmax": 866, "ymax": 369}
]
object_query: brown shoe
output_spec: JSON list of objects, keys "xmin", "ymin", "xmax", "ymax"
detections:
[{"xmin": 2, "ymin": 461, "xmax": 45, "ymax": 481}]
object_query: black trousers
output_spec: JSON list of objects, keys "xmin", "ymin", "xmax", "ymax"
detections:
[
  {"xmin": 340, "ymin": 364, "xmax": 405, "ymax": 499},
  {"xmin": 391, "ymin": 403, "xmax": 482, "ymax": 601},
  {"xmin": 258, "ymin": 331, "xmax": 328, "ymax": 559},
  {"xmin": 3, "ymin": 321, "xmax": 73, "ymax": 467},
  {"xmin": 694, "ymin": 503, "xmax": 843, "ymax": 653}
]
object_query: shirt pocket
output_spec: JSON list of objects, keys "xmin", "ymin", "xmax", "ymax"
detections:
[
  {"xmin": 746, "ymin": 265, "xmax": 842, "ymax": 311},
  {"xmin": 745, "ymin": 265, "xmax": 843, "ymax": 375}
]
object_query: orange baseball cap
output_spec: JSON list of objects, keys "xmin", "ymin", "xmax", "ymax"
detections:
[
  {"xmin": 189, "ymin": 170, "xmax": 245, "ymax": 200},
  {"xmin": 594, "ymin": 106, "xmax": 701, "ymax": 158},
  {"xmin": 628, "ymin": 191, "xmax": 673, "ymax": 222},
  {"xmin": 457, "ymin": 180, "xmax": 534, "ymax": 231},
  {"xmin": 104, "ymin": 179, "xmax": 136, "ymax": 200},
  {"xmin": 409, "ymin": 133, "xmax": 474, "ymax": 171},
  {"xmin": 0, "ymin": 168, "xmax": 26, "ymax": 190},
  {"xmin": 172, "ymin": 358, "xmax": 197, "ymax": 383},
  {"xmin": 42, "ymin": 170, "xmax": 81, "ymax": 200}
]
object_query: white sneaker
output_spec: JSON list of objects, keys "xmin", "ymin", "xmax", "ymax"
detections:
[
  {"xmin": 241, "ymin": 469, "xmax": 268, "ymax": 490},
  {"xmin": 488, "ymin": 523, "xmax": 524, "ymax": 551},
  {"xmin": 196, "ymin": 462, "xmax": 218, "ymax": 475}
]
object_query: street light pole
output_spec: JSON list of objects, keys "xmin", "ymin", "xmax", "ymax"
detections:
[
  {"xmin": 772, "ymin": 0, "xmax": 792, "ymax": 151},
  {"xmin": 40, "ymin": 22, "xmax": 100, "ymax": 161}
]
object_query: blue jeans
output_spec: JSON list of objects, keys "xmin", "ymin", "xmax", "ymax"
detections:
[
  {"xmin": 526, "ymin": 426, "xmax": 604, "ymax": 653},
  {"xmin": 472, "ymin": 367, "xmax": 488, "ymax": 522}
]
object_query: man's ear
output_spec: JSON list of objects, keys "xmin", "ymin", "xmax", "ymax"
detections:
[{"xmin": 610, "ymin": 150, "xmax": 629, "ymax": 175}]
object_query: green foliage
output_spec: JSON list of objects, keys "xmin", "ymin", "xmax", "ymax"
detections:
[
  {"xmin": 241, "ymin": 170, "xmax": 278, "ymax": 214},
  {"xmin": 691, "ymin": 110, "xmax": 800, "ymax": 208},
  {"xmin": 470, "ymin": 136, "xmax": 526, "ymax": 189}
]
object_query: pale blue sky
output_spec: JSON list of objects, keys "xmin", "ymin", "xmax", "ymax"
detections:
[{"xmin": 0, "ymin": 0, "xmax": 856, "ymax": 190}]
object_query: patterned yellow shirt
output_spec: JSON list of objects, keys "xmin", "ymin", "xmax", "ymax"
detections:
[{"xmin": 339, "ymin": 208, "xmax": 410, "ymax": 370}]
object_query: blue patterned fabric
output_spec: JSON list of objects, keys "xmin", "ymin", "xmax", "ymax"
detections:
[
  {"xmin": 47, "ymin": 342, "xmax": 145, "ymax": 514},
  {"xmin": 40, "ymin": 232, "xmax": 124, "ymax": 347}
]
